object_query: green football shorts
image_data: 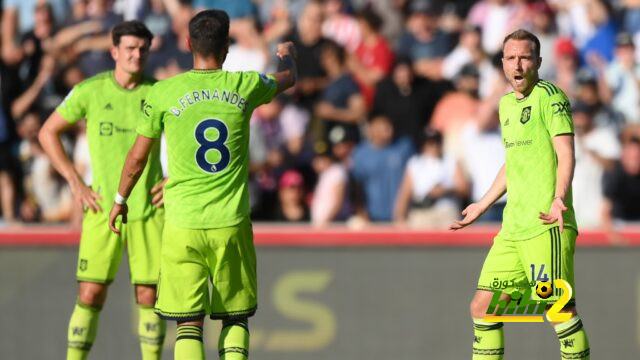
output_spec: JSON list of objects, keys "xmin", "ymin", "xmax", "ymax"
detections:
[
  {"xmin": 76, "ymin": 208, "xmax": 164, "ymax": 285},
  {"xmin": 477, "ymin": 226, "xmax": 577, "ymax": 305},
  {"xmin": 155, "ymin": 217, "xmax": 257, "ymax": 321}
]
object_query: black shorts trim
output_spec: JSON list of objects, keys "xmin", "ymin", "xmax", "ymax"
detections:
[
  {"xmin": 155, "ymin": 309, "xmax": 206, "ymax": 322},
  {"xmin": 76, "ymin": 277, "xmax": 114, "ymax": 285},
  {"xmin": 210, "ymin": 306, "xmax": 257, "ymax": 320}
]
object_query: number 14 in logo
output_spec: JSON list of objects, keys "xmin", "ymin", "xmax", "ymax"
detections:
[{"xmin": 195, "ymin": 119, "xmax": 231, "ymax": 173}]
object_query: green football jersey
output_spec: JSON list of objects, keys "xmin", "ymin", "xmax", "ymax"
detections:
[
  {"xmin": 498, "ymin": 79, "xmax": 577, "ymax": 240},
  {"xmin": 56, "ymin": 71, "xmax": 163, "ymax": 221},
  {"xmin": 137, "ymin": 69, "xmax": 278, "ymax": 229}
]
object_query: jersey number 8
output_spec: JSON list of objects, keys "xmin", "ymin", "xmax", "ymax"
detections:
[{"xmin": 195, "ymin": 119, "xmax": 230, "ymax": 173}]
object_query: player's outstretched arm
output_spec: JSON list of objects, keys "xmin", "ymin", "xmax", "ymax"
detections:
[
  {"xmin": 449, "ymin": 164, "xmax": 506, "ymax": 230},
  {"xmin": 272, "ymin": 41, "xmax": 298, "ymax": 95},
  {"xmin": 108, "ymin": 135, "xmax": 157, "ymax": 234},
  {"xmin": 39, "ymin": 111, "xmax": 103, "ymax": 212},
  {"xmin": 539, "ymin": 134, "xmax": 574, "ymax": 232}
]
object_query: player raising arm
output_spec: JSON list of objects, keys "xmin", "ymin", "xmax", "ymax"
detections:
[
  {"xmin": 39, "ymin": 21, "xmax": 167, "ymax": 360},
  {"xmin": 449, "ymin": 30, "xmax": 589, "ymax": 360},
  {"xmin": 109, "ymin": 10, "xmax": 297, "ymax": 360}
]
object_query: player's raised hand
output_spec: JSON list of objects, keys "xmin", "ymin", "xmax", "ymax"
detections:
[
  {"xmin": 449, "ymin": 203, "xmax": 485, "ymax": 231},
  {"xmin": 69, "ymin": 177, "xmax": 102, "ymax": 213},
  {"xmin": 276, "ymin": 41, "xmax": 297, "ymax": 60},
  {"xmin": 539, "ymin": 197, "xmax": 568, "ymax": 232},
  {"xmin": 150, "ymin": 178, "xmax": 168, "ymax": 208},
  {"xmin": 108, "ymin": 203, "xmax": 128, "ymax": 235}
]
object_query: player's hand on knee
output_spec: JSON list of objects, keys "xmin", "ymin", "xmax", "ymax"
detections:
[
  {"xmin": 150, "ymin": 177, "xmax": 168, "ymax": 208},
  {"xmin": 449, "ymin": 203, "xmax": 484, "ymax": 231},
  {"xmin": 108, "ymin": 203, "xmax": 128, "ymax": 234}
]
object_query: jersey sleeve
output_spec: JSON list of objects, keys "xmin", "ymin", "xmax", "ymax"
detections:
[
  {"xmin": 137, "ymin": 84, "xmax": 164, "ymax": 139},
  {"xmin": 56, "ymin": 85, "xmax": 87, "ymax": 124},
  {"xmin": 542, "ymin": 91, "xmax": 574, "ymax": 137},
  {"xmin": 247, "ymin": 72, "xmax": 278, "ymax": 109}
]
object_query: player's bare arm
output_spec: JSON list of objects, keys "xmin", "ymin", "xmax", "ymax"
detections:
[
  {"xmin": 39, "ymin": 111, "xmax": 103, "ymax": 212},
  {"xmin": 449, "ymin": 164, "xmax": 506, "ymax": 230},
  {"xmin": 539, "ymin": 134, "xmax": 575, "ymax": 232},
  {"xmin": 273, "ymin": 41, "xmax": 298, "ymax": 94},
  {"xmin": 108, "ymin": 135, "xmax": 157, "ymax": 233}
]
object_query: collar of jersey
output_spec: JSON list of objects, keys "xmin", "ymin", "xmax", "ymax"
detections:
[
  {"xmin": 190, "ymin": 68, "xmax": 222, "ymax": 73},
  {"xmin": 109, "ymin": 71, "xmax": 144, "ymax": 92}
]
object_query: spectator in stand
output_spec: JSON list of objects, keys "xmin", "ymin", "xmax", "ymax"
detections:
[
  {"xmin": 372, "ymin": 56, "xmax": 450, "ymax": 147},
  {"xmin": 310, "ymin": 140, "xmax": 350, "ymax": 226},
  {"xmin": 146, "ymin": 1, "xmax": 193, "ymax": 79},
  {"xmin": 553, "ymin": 37, "xmax": 579, "ymax": 99},
  {"xmin": 315, "ymin": 41, "xmax": 366, "ymax": 144},
  {"xmin": 1, "ymin": 0, "xmax": 69, "ymax": 66},
  {"xmin": 581, "ymin": 0, "xmax": 616, "ymax": 69},
  {"xmin": 594, "ymin": 32, "xmax": 640, "ymax": 124},
  {"xmin": 17, "ymin": 111, "xmax": 72, "ymax": 222},
  {"xmin": 393, "ymin": 129, "xmax": 461, "ymax": 228},
  {"xmin": 351, "ymin": 114, "xmax": 414, "ymax": 223},
  {"xmin": 602, "ymin": 126, "xmax": 640, "ymax": 241},
  {"xmin": 348, "ymin": 6, "xmax": 394, "ymax": 108},
  {"xmin": 224, "ymin": 18, "xmax": 269, "ymax": 72},
  {"xmin": 322, "ymin": 0, "xmax": 361, "ymax": 52},
  {"xmin": 530, "ymin": 1, "xmax": 559, "ymax": 82},
  {"xmin": 457, "ymin": 100, "xmax": 506, "ymax": 222},
  {"xmin": 274, "ymin": 169, "xmax": 310, "ymax": 222},
  {"xmin": 431, "ymin": 64, "xmax": 481, "ymax": 155},
  {"xmin": 193, "ymin": 0, "xmax": 256, "ymax": 19},
  {"xmin": 18, "ymin": 3, "xmax": 57, "ymax": 86},
  {"xmin": 287, "ymin": 0, "xmax": 329, "ymax": 110},
  {"xmin": 574, "ymin": 68, "xmax": 624, "ymax": 130},
  {"xmin": 11, "ymin": 55, "xmax": 60, "ymax": 121},
  {"xmin": 441, "ymin": 25, "xmax": 496, "ymax": 98},
  {"xmin": 572, "ymin": 101, "xmax": 620, "ymax": 228},
  {"xmin": 466, "ymin": 0, "xmax": 525, "ymax": 56},
  {"xmin": 397, "ymin": 0, "xmax": 453, "ymax": 81}
]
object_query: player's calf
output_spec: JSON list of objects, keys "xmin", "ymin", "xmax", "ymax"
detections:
[
  {"xmin": 175, "ymin": 319, "xmax": 205, "ymax": 360},
  {"xmin": 67, "ymin": 282, "xmax": 108, "ymax": 360},
  {"xmin": 470, "ymin": 290, "xmax": 507, "ymax": 360},
  {"xmin": 136, "ymin": 284, "xmax": 165, "ymax": 360},
  {"xmin": 548, "ymin": 306, "xmax": 590, "ymax": 360},
  {"xmin": 219, "ymin": 317, "xmax": 250, "ymax": 360}
]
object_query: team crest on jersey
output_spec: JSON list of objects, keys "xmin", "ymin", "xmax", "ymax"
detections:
[{"xmin": 520, "ymin": 106, "xmax": 532, "ymax": 124}]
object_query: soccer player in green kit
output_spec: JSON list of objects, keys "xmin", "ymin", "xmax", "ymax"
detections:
[
  {"xmin": 449, "ymin": 30, "xmax": 590, "ymax": 360},
  {"xmin": 39, "ymin": 21, "xmax": 166, "ymax": 360},
  {"xmin": 108, "ymin": 10, "xmax": 297, "ymax": 359}
]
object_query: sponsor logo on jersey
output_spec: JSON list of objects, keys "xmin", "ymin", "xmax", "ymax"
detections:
[
  {"xmin": 520, "ymin": 106, "xmax": 532, "ymax": 124},
  {"xmin": 104, "ymin": 103, "xmax": 113, "ymax": 110},
  {"xmin": 552, "ymin": 101, "xmax": 571, "ymax": 115},
  {"xmin": 99, "ymin": 122, "xmax": 113, "ymax": 136}
]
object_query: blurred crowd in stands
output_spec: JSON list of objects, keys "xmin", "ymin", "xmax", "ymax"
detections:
[{"xmin": 0, "ymin": 0, "xmax": 639, "ymax": 233}]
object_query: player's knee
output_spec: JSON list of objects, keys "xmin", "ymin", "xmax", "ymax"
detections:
[
  {"xmin": 470, "ymin": 298, "xmax": 488, "ymax": 319},
  {"xmin": 135, "ymin": 284, "xmax": 157, "ymax": 306},
  {"xmin": 78, "ymin": 282, "xmax": 108, "ymax": 306}
]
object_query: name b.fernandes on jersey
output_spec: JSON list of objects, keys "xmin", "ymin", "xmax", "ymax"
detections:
[{"xmin": 168, "ymin": 88, "xmax": 250, "ymax": 117}]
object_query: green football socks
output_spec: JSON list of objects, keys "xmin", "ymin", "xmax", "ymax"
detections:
[
  {"xmin": 218, "ymin": 318, "xmax": 250, "ymax": 360},
  {"xmin": 175, "ymin": 325, "xmax": 205, "ymax": 359},
  {"xmin": 67, "ymin": 301, "xmax": 101, "ymax": 360},
  {"xmin": 472, "ymin": 318, "xmax": 504, "ymax": 359},
  {"xmin": 138, "ymin": 305, "xmax": 166, "ymax": 359},
  {"xmin": 555, "ymin": 316, "xmax": 590, "ymax": 359}
]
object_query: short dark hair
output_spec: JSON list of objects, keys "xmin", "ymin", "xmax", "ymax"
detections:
[
  {"xmin": 502, "ymin": 29, "xmax": 541, "ymax": 58},
  {"xmin": 188, "ymin": 10, "xmax": 230, "ymax": 57},
  {"xmin": 112, "ymin": 20, "xmax": 153, "ymax": 47},
  {"xmin": 322, "ymin": 41, "xmax": 346, "ymax": 65},
  {"xmin": 356, "ymin": 6, "xmax": 383, "ymax": 32}
]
